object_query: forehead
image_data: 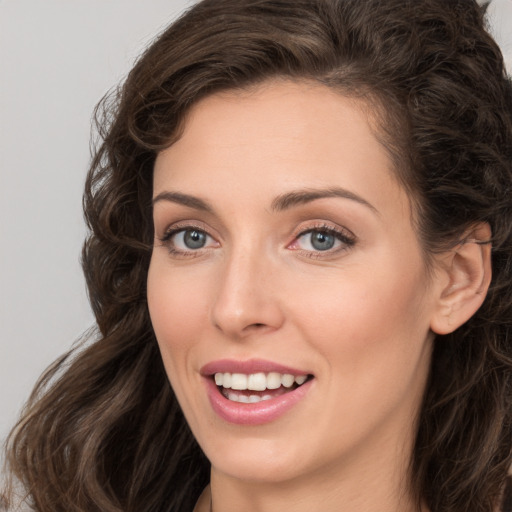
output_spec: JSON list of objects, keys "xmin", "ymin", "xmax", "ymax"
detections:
[{"xmin": 153, "ymin": 80, "xmax": 410, "ymax": 219}]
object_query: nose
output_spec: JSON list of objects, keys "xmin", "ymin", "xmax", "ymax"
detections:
[{"xmin": 210, "ymin": 247, "xmax": 285, "ymax": 340}]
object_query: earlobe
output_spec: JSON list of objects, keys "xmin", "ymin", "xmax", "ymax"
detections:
[{"xmin": 430, "ymin": 223, "xmax": 492, "ymax": 335}]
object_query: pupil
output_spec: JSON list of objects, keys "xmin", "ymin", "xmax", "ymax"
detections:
[
  {"xmin": 311, "ymin": 231, "xmax": 335, "ymax": 251},
  {"xmin": 184, "ymin": 230, "xmax": 206, "ymax": 249}
]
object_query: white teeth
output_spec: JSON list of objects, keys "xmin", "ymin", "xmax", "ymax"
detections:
[
  {"xmin": 224, "ymin": 391, "xmax": 274, "ymax": 403},
  {"xmin": 214, "ymin": 371, "xmax": 309, "ymax": 391},
  {"xmin": 266, "ymin": 372, "xmax": 282, "ymax": 390},
  {"xmin": 230, "ymin": 373, "xmax": 247, "ymax": 390},
  {"xmin": 227, "ymin": 392, "xmax": 239, "ymax": 402},
  {"xmin": 295, "ymin": 375, "xmax": 307, "ymax": 385},
  {"xmin": 281, "ymin": 374, "xmax": 295, "ymax": 388},
  {"xmin": 248, "ymin": 372, "xmax": 267, "ymax": 391}
]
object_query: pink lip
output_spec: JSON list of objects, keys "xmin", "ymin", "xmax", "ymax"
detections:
[
  {"xmin": 201, "ymin": 359, "xmax": 314, "ymax": 426},
  {"xmin": 200, "ymin": 358, "xmax": 309, "ymax": 376}
]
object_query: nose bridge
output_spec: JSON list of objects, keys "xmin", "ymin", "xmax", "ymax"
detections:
[{"xmin": 211, "ymin": 237, "xmax": 283, "ymax": 338}]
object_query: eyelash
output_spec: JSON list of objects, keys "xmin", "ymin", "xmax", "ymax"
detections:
[
  {"xmin": 290, "ymin": 223, "xmax": 356, "ymax": 259},
  {"xmin": 158, "ymin": 223, "xmax": 216, "ymax": 258},
  {"xmin": 157, "ymin": 223, "xmax": 356, "ymax": 259}
]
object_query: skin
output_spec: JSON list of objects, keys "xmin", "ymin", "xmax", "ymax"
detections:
[{"xmin": 147, "ymin": 80, "xmax": 448, "ymax": 512}]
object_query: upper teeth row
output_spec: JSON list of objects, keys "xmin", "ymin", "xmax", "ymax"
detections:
[{"xmin": 214, "ymin": 372, "xmax": 307, "ymax": 391}]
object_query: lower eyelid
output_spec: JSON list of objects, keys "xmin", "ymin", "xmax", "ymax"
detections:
[
  {"xmin": 294, "ymin": 239, "xmax": 355, "ymax": 260},
  {"xmin": 157, "ymin": 223, "xmax": 354, "ymax": 256},
  {"xmin": 158, "ymin": 226, "xmax": 221, "ymax": 256},
  {"xmin": 291, "ymin": 227, "xmax": 355, "ymax": 248}
]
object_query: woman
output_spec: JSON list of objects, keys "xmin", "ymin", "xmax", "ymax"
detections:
[{"xmin": 3, "ymin": 0, "xmax": 512, "ymax": 511}]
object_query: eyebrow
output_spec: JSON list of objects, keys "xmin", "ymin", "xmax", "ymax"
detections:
[
  {"xmin": 152, "ymin": 186, "xmax": 378, "ymax": 215},
  {"xmin": 152, "ymin": 191, "xmax": 214, "ymax": 213},
  {"xmin": 270, "ymin": 187, "xmax": 378, "ymax": 214}
]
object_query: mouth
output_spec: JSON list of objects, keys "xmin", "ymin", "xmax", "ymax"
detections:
[
  {"xmin": 201, "ymin": 359, "xmax": 314, "ymax": 424},
  {"xmin": 213, "ymin": 372, "xmax": 312, "ymax": 403}
]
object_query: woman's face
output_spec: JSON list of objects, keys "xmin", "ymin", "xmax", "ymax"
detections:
[{"xmin": 148, "ymin": 81, "xmax": 442, "ymax": 486}]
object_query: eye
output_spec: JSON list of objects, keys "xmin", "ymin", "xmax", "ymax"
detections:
[
  {"xmin": 289, "ymin": 225, "xmax": 356, "ymax": 255},
  {"xmin": 159, "ymin": 226, "xmax": 218, "ymax": 255},
  {"xmin": 174, "ymin": 229, "xmax": 210, "ymax": 250},
  {"xmin": 299, "ymin": 231, "xmax": 339, "ymax": 251}
]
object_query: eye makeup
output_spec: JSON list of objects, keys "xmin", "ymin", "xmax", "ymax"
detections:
[{"xmin": 156, "ymin": 219, "xmax": 357, "ymax": 261}]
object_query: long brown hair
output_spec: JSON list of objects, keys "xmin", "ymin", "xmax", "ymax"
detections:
[{"xmin": 3, "ymin": 1, "xmax": 512, "ymax": 511}]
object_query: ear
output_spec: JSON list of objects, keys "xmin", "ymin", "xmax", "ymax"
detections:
[{"xmin": 430, "ymin": 223, "xmax": 492, "ymax": 335}]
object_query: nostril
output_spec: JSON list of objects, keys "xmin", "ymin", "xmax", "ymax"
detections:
[
  {"xmin": 239, "ymin": 322, "xmax": 266, "ymax": 330},
  {"xmin": 243, "ymin": 323, "xmax": 267, "ymax": 332}
]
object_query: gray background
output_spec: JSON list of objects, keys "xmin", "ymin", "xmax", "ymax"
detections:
[{"xmin": 1, "ymin": 0, "xmax": 511, "ymax": 446}]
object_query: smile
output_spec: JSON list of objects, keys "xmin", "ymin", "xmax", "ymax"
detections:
[
  {"xmin": 214, "ymin": 371, "xmax": 308, "ymax": 403},
  {"xmin": 201, "ymin": 361, "xmax": 314, "ymax": 425}
]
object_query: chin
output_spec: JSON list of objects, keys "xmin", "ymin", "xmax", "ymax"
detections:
[{"xmin": 201, "ymin": 432, "xmax": 314, "ymax": 483}]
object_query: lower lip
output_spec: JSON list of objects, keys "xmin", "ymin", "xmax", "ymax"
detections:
[{"xmin": 204, "ymin": 377, "xmax": 313, "ymax": 425}]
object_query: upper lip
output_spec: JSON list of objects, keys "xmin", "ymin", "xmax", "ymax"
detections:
[{"xmin": 200, "ymin": 358, "xmax": 311, "ymax": 377}]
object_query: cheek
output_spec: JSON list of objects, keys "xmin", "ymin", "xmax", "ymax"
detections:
[
  {"xmin": 288, "ymin": 266, "xmax": 432, "ymax": 452},
  {"xmin": 297, "ymin": 269, "xmax": 426, "ymax": 334},
  {"xmin": 289, "ymin": 255, "xmax": 432, "ymax": 384},
  {"xmin": 147, "ymin": 259, "xmax": 212, "ymax": 363}
]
